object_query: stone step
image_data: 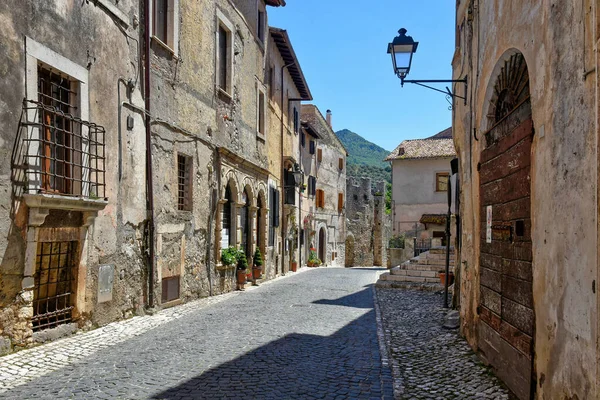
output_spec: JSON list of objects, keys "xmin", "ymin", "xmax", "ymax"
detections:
[
  {"xmin": 375, "ymin": 280, "xmax": 444, "ymax": 291},
  {"xmin": 397, "ymin": 264, "xmax": 443, "ymax": 272},
  {"xmin": 380, "ymin": 274, "xmax": 441, "ymax": 284},
  {"xmin": 400, "ymin": 269, "xmax": 439, "ymax": 278},
  {"xmin": 429, "ymin": 247, "xmax": 455, "ymax": 255}
]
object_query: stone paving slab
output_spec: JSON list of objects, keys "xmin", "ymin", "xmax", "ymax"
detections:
[{"xmin": 376, "ymin": 288, "xmax": 515, "ymax": 400}]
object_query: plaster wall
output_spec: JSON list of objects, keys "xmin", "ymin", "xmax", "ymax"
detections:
[{"xmin": 453, "ymin": 0, "xmax": 598, "ymax": 397}]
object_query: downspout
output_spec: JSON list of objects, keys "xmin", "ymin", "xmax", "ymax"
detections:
[
  {"xmin": 144, "ymin": 0, "xmax": 156, "ymax": 308},
  {"xmin": 280, "ymin": 61, "xmax": 294, "ymax": 275}
]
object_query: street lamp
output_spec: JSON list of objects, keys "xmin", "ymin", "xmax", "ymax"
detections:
[
  {"xmin": 291, "ymin": 162, "xmax": 303, "ymax": 187},
  {"xmin": 387, "ymin": 28, "xmax": 419, "ymax": 80},
  {"xmin": 387, "ymin": 28, "xmax": 467, "ymax": 105}
]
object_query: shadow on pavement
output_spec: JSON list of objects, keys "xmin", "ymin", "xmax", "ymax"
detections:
[
  {"xmin": 311, "ymin": 287, "xmax": 374, "ymax": 309},
  {"xmin": 151, "ymin": 310, "xmax": 394, "ymax": 399}
]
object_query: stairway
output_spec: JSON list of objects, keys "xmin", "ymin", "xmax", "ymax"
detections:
[{"xmin": 376, "ymin": 247, "xmax": 455, "ymax": 290}]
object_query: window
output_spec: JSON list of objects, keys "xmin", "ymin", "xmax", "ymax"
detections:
[
  {"xmin": 33, "ymin": 241, "xmax": 78, "ymax": 331},
  {"xmin": 307, "ymin": 176, "xmax": 317, "ymax": 196},
  {"xmin": 269, "ymin": 187, "xmax": 280, "ymax": 246},
  {"xmin": 268, "ymin": 66, "xmax": 275, "ymax": 99},
  {"xmin": 216, "ymin": 11, "xmax": 234, "ymax": 95},
  {"xmin": 284, "ymin": 169, "xmax": 295, "ymax": 205},
  {"xmin": 153, "ymin": 0, "xmax": 168, "ymax": 44},
  {"xmin": 338, "ymin": 193, "xmax": 344, "ymax": 213},
  {"xmin": 151, "ymin": 0, "xmax": 179, "ymax": 54},
  {"xmin": 301, "ymin": 130, "xmax": 306, "ymax": 147},
  {"xmin": 316, "ymin": 189, "xmax": 325, "ymax": 208},
  {"xmin": 257, "ymin": 84, "xmax": 266, "ymax": 138},
  {"xmin": 177, "ymin": 154, "xmax": 192, "ymax": 211},
  {"xmin": 436, "ymin": 172, "xmax": 449, "ymax": 192},
  {"xmin": 309, "ymin": 140, "xmax": 316, "ymax": 155},
  {"xmin": 161, "ymin": 276, "xmax": 180, "ymax": 303},
  {"xmin": 338, "ymin": 158, "xmax": 344, "ymax": 170},
  {"xmin": 25, "ymin": 37, "xmax": 105, "ymax": 199},
  {"xmin": 257, "ymin": 10, "xmax": 265, "ymax": 43},
  {"xmin": 293, "ymin": 107, "xmax": 299, "ymax": 134},
  {"xmin": 317, "ymin": 148, "xmax": 322, "ymax": 162}
]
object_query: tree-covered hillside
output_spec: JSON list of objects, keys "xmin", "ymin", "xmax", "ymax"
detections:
[{"xmin": 336, "ymin": 129, "xmax": 391, "ymax": 184}]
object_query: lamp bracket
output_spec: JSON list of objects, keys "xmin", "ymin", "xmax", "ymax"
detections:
[{"xmin": 400, "ymin": 77, "xmax": 468, "ymax": 105}]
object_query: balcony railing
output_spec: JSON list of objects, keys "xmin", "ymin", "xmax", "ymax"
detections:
[{"xmin": 13, "ymin": 100, "xmax": 106, "ymax": 199}]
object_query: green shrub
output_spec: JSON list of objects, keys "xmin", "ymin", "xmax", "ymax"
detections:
[
  {"xmin": 237, "ymin": 250, "xmax": 248, "ymax": 271},
  {"xmin": 221, "ymin": 246, "xmax": 238, "ymax": 266},
  {"xmin": 253, "ymin": 248, "xmax": 263, "ymax": 267},
  {"xmin": 389, "ymin": 234, "xmax": 405, "ymax": 249}
]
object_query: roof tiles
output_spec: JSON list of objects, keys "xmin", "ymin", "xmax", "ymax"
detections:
[{"xmin": 385, "ymin": 128, "xmax": 455, "ymax": 161}]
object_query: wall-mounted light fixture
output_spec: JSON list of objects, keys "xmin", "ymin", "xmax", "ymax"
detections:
[{"xmin": 388, "ymin": 28, "xmax": 468, "ymax": 105}]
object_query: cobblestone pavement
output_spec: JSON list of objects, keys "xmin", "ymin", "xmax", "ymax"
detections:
[
  {"xmin": 376, "ymin": 288, "xmax": 513, "ymax": 399},
  {"xmin": 0, "ymin": 267, "xmax": 394, "ymax": 399}
]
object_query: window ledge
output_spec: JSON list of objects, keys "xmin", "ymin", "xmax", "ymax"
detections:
[
  {"xmin": 152, "ymin": 36, "xmax": 178, "ymax": 58},
  {"xmin": 23, "ymin": 193, "xmax": 108, "ymax": 212},
  {"xmin": 256, "ymin": 132, "xmax": 266, "ymax": 142},
  {"xmin": 217, "ymin": 87, "xmax": 233, "ymax": 102}
]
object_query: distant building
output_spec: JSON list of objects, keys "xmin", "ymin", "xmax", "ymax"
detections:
[
  {"xmin": 385, "ymin": 128, "xmax": 455, "ymax": 242},
  {"xmin": 300, "ymin": 106, "xmax": 346, "ymax": 266}
]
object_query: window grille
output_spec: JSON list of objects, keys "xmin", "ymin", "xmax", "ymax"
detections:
[
  {"xmin": 16, "ymin": 67, "xmax": 106, "ymax": 199},
  {"xmin": 33, "ymin": 241, "xmax": 77, "ymax": 331},
  {"xmin": 177, "ymin": 154, "xmax": 192, "ymax": 211}
]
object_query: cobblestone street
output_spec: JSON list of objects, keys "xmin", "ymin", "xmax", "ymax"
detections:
[
  {"xmin": 376, "ymin": 288, "xmax": 513, "ymax": 399},
  {"xmin": 0, "ymin": 267, "xmax": 511, "ymax": 399},
  {"xmin": 0, "ymin": 268, "xmax": 392, "ymax": 399}
]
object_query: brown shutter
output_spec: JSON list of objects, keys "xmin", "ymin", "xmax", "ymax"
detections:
[
  {"xmin": 339, "ymin": 158, "xmax": 344, "ymax": 170},
  {"xmin": 317, "ymin": 148, "xmax": 322, "ymax": 162},
  {"xmin": 338, "ymin": 193, "xmax": 343, "ymax": 212}
]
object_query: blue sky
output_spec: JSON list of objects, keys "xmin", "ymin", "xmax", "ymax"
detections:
[{"xmin": 269, "ymin": 1, "xmax": 455, "ymax": 152}]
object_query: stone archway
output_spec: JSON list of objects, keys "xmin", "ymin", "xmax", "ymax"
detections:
[{"xmin": 478, "ymin": 51, "xmax": 534, "ymax": 400}]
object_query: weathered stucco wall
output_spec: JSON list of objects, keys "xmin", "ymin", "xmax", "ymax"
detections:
[{"xmin": 453, "ymin": 0, "xmax": 599, "ymax": 398}]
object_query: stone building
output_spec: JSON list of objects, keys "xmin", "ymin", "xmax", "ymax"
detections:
[
  {"xmin": 300, "ymin": 106, "xmax": 347, "ymax": 267},
  {"xmin": 385, "ymin": 127, "xmax": 455, "ymax": 242},
  {"xmin": 0, "ymin": 0, "xmax": 310, "ymax": 354},
  {"xmin": 345, "ymin": 177, "xmax": 390, "ymax": 268},
  {"xmin": 267, "ymin": 27, "xmax": 312, "ymax": 275},
  {"xmin": 452, "ymin": 1, "xmax": 600, "ymax": 398}
]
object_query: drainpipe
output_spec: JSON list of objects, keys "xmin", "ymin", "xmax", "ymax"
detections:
[
  {"xmin": 143, "ymin": 0, "xmax": 156, "ymax": 308},
  {"xmin": 280, "ymin": 62, "xmax": 294, "ymax": 275}
]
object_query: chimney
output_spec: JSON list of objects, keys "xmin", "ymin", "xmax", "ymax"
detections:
[{"xmin": 326, "ymin": 109, "xmax": 332, "ymax": 128}]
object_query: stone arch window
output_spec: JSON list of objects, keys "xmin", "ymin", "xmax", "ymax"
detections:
[
  {"xmin": 487, "ymin": 52, "xmax": 530, "ymax": 128},
  {"xmin": 240, "ymin": 187, "xmax": 252, "ymax": 256},
  {"xmin": 221, "ymin": 183, "xmax": 235, "ymax": 249}
]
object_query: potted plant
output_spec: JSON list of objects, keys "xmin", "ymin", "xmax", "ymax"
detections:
[
  {"xmin": 438, "ymin": 270, "xmax": 454, "ymax": 286},
  {"xmin": 308, "ymin": 248, "xmax": 319, "ymax": 267},
  {"xmin": 291, "ymin": 258, "xmax": 298, "ymax": 272},
  {"xmin": 236, "ymin": 250, "xmax": 248, "ymax": 291},
  {"xmin": 252, "ymin": 247, "xmax": 263, "ymax": 282},
  {"xmin": 221, "ymin": 246, "xmax": 238, "ymax": 267}
]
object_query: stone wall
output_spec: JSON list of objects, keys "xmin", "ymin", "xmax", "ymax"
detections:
[
  {"xmin": 345, "ymin": 177, "xmax": 390, "ymax": 267},
  {"xmin": 453, "ymin": 0, "xmax": 599, "ymax": 398}
]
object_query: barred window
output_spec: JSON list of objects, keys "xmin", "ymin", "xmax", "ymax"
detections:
[{"xmin": 177, "ymin": 154, "xmax": 192, "ymax": 211}]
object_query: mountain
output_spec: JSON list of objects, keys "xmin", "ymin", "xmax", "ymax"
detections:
[{"xmin": 336, "ymin": 129, "xmax": 391, "ymax": 184}]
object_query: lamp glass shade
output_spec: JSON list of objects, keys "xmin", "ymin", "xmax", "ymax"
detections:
[
  {"xmin": 387, "ymin": 28, "xmax": 418, "ymax": 78},
  {"xmin": 292, "ymin": 170, "xmax": 302, "ymax": 186}
]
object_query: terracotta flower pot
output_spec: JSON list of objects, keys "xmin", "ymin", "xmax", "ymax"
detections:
[
  {"xmin": 439, "ymin": 272, "xmax": 454, "ymax": 286},
  {"xmin": 236, "ymin": 269, "xmax": 247, "ymax": 285},
  {"xmin": 252, "ymin": 267, "xmax": 262, "ymax": 279},
  {"xmin": 291, "ymin": 262, "xmax": 297, "ymax": 272}
]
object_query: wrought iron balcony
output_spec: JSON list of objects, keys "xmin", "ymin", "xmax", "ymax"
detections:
[{"xmin": 13, "ymin": 100, "xmax": 106, "ymax": 200}]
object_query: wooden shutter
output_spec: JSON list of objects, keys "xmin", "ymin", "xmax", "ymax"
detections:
[
  {"xmin": 339, "ymin": 158, "xmax": 344, "ymax": 170},
  {"xmin": 338, "ymin": 193, "xmax": 343, "ymax": 212},
  {"xmin": 317, "ymin": 148, "xmax": 322, "ymax": 162}
]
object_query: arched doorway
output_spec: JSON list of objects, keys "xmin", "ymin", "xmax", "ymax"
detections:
[
  {"xmin": 478, "ymin": 51, "xmax": 534, "ymax": 400},
  {"xmin": 318, "ymin": 227, "xmax": 326, "ymax": 264}
]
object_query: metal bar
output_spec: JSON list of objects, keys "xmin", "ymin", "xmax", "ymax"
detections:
[
  {"xmin": 408, "ymin": 81, "xmax": 466, "ymax": 101},
  {"xmin": 403, "ymin": 79, "xmax": 467, "ymax": 83}
]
